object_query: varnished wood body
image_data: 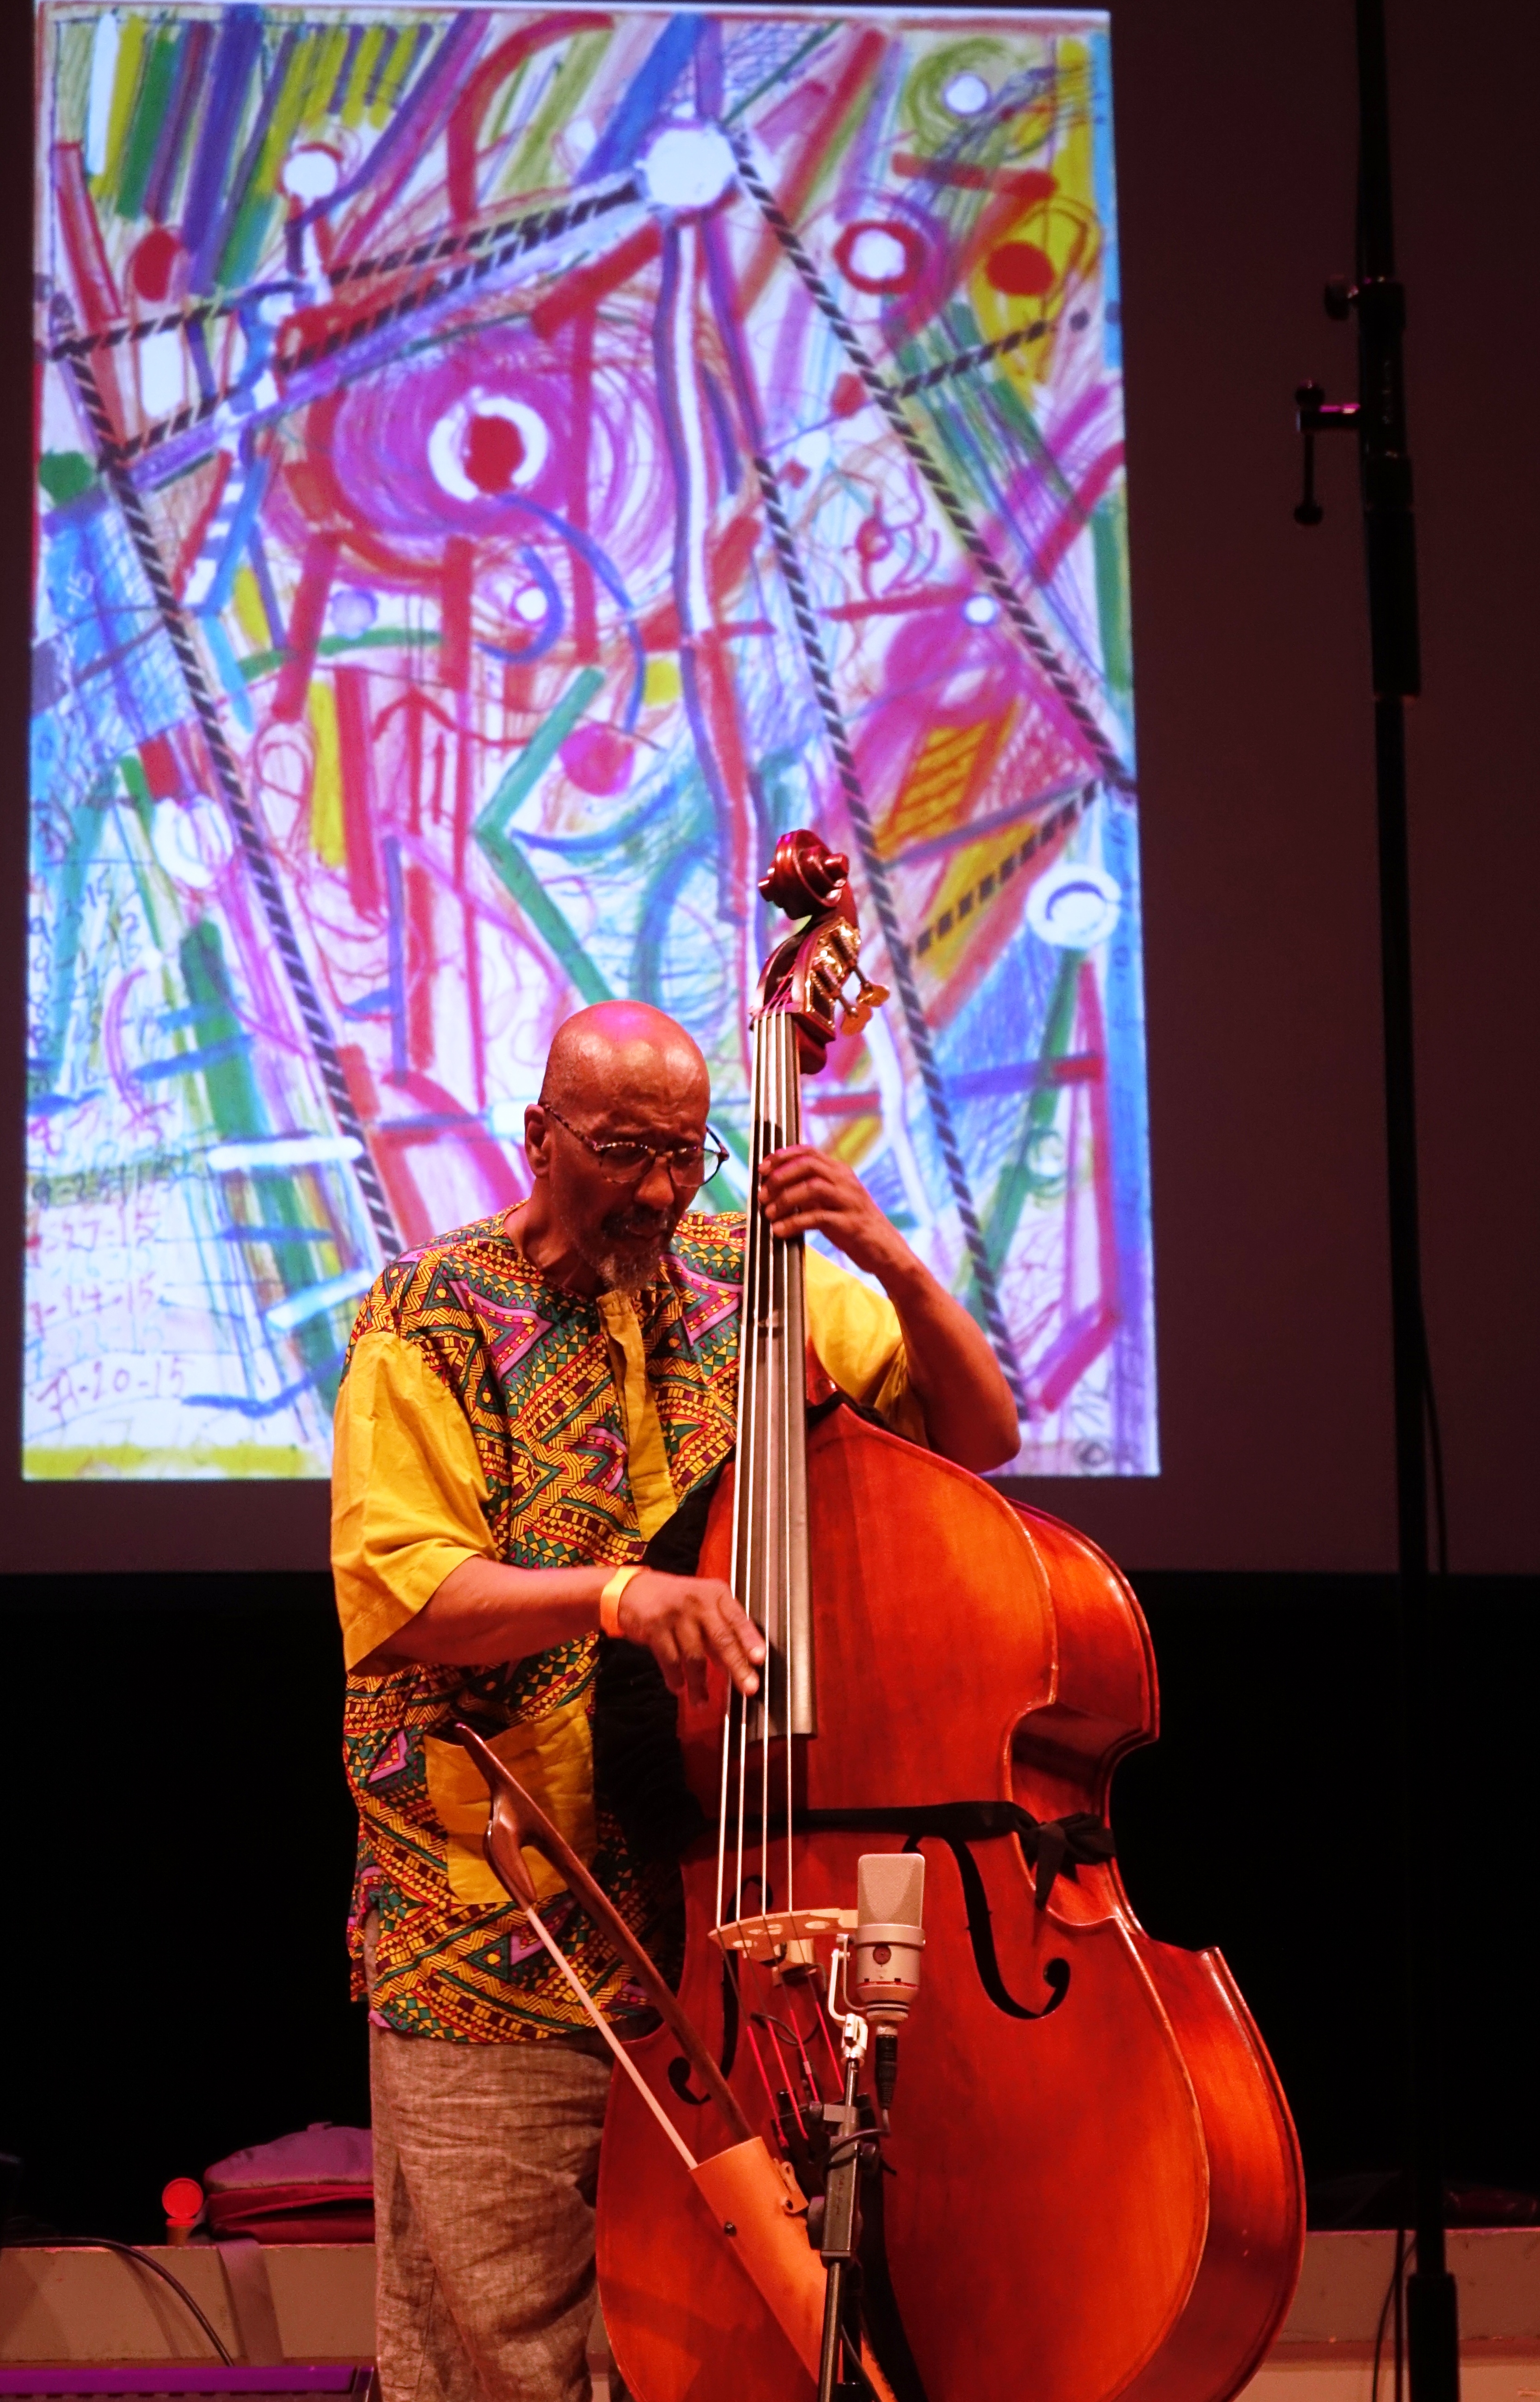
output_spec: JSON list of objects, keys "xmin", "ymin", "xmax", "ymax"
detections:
[{"xmin": 597, "ymin": 1409, "xmax": 1304, "ymax": 2402}]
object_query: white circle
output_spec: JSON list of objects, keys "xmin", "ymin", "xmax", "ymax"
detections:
[
  {"xmin": 845, "ymin": 226, "xmax": 910, "ymax": 287},
  {"xmin": 281, "ymin": 145, "xmax": 341, "ymax": 201},
  {"xmin": 150, "ymin": 795, "xmax": 234, "ymax": 893},
  {"xmin": 638, "ymin": 120, "xmax": 738, "ymax": 214},
  {"xmin": 944, "ymin": 71, "xmax": 992, "ymax": 117},
  {"xmin": 565, "ymin": 117, "xmax": 597, "ymax": 162},
  {"xmin": 427, "ymin": 391, "xmax": 549, "ymax": 504},
  {"xmin": 1026, "ymin": 860, "xmax": 1122, "ymax": 949},
  {"xmin": 963, "ymin": 595, "xmax": 998, "ymax": 626},
  {"xmin": 513, "ymin": 585, "xmax": 549, "ymax": 624},
  {"xmin": 331, "ymin": 587, "xmax": 376, "ymax": 638}
]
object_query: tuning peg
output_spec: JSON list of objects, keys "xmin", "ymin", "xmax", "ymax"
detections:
[
  {"xmin": 1324, "ymin": 276, "xmax": 1356, "ymax": 320},
  {"xmin": 840, "ymin": 972, "xmax": 890, "ymax": 1036}
]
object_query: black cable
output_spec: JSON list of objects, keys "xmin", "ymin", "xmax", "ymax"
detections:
[
  {"xmin": 822, "ymin": 2129, "xmax": 889, "ymax": 2173},
  {"xmin": 1, "ymin": 2236, "xmax": 234, "ymax": 2364},
  {"xmin": 1371, "ymin": 2226, "xmax": 1406, "ymax": 2402}
]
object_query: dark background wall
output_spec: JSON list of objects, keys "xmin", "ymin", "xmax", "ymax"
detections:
[
  {"xmin": 1, "ymin": 0, "xmax": 1536, "ymax": 2251},
  {"xmin": 3, "ymin": 1575, "xmax": 1535, "ymax": 2241}
]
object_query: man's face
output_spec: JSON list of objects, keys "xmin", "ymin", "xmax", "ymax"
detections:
[{"xmin": 525, "ymin": 1042, "xmax": 712, "ymax": 1290}]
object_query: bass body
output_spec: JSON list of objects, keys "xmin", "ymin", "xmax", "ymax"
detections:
[{"xmin": 596, "ymin": 1401, "xmax": 1303, "ymax": 2402}]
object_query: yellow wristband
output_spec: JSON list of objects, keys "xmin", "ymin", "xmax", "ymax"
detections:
[{"xmin": 600, "ymin": 1563, "xmax": 644, "ymax": 1638}]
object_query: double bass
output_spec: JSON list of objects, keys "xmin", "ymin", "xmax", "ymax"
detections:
[{"xmin": 466, "ymin": 832, "xmax": 1303, "ymax": 2402}]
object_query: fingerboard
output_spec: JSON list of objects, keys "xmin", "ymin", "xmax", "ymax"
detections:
[{"xmin": 730, "ymin": 1004, "xmax": 815, "ymax": 1742}]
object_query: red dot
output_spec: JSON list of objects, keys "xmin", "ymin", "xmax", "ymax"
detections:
[
  {"xmin": 130, "ymin": 228, "xmax": 181, "ymax": 304},
  {"xmin": 831, "ymin": 373, "xmax": 865, "ymax": 419},
  {"xmin": 985, "ymin": 242, "xmax": 1055, "ymax": 298},
  {"xmin": 463, "ymin": 413, "xmax": 526, "ymax": 494},
  {"xmin": 162, "ymin": 2177, "xmax": 203, "ymax": 2223},
  {"xmin": 560, "ymin": 723, "xmax": 633, "ymax": 797}
]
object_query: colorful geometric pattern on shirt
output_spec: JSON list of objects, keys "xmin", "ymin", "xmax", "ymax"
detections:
[{"xmin": 340, "ymin": 1212, "xmax": 745, "ymax": 2042}]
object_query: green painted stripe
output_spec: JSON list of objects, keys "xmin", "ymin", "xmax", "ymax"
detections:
[
  {"xmin": 725, "ymin": 23, "xmax": 838, "ymax": 122},
  {"xmin": 476, "ymin": 667, "xmax": 603, "ymax": 840},
  {"xmin": 476, "ymin": 826, "xmax": 612, "ymax": 1008},
  {"xmin": 116, "ymin": 29, "xmax": 178, "ymax": 221},
  {"xmin": 978, "ymin": 949, "xmax": 1085, "ymax": 1272},
  {"xmin": 1092, "ymin": 493, "xmax": 1132, "ymax": 700},
  {"xmin": 239, "ymin": 626, "xmax": 442, "ymax": 683},
  {"xmin": 472, "ymin": 669, "xmax": 609, "ymax": 1004}
]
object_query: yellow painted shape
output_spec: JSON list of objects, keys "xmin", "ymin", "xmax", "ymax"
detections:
[
  {"xmin": 254, "ymin": 32, "xmax": 323, "ymax": 193},
  {"xmin": 301, "ymin": 25, "xmax": 350, "ymax": 132},
  {"xmin": 307, "ymin": 678, "xmax": 346, "ymax": 867},
  {"xmin": 877, "ymin": 721, "xmax": 993, "ymax": 857},
  {"xmin": 342, "ymin": 25, "xmax": 386, "ymax": 129},
  {"xmin": 643, "ymin": 653, "xmax": 682, "ymax": 707},
  {"xmin": 423, "ymin": 1699, "xmax": 598, "ymax": 1911},
  {"xmin": 959, "ymin": 34, "xmax": 1102, "ymax": 398},
  {"xmin": 369, "ymin": 28, "xmax": 417, "ymax": 125},
  {"xmin": 508, "ymin": 30, "xmax": 608, "ymax": 192},
  {"xmin": 829, "ymin": 1115, "xmax": 883, "ymax": 1170},
  {"xmin": 25, "ymin": 1444, "xmax": 317, "ymax": 1480},
  {"xmin": 919, "ymin": 817, "xmax": 1055, "ymax": 972},
  {"xmin": 104, "ymin": 15, "xmax": 147, "ymax": 197},
  {"xmin": 231, "ymin": 562, "xmax": 269, "ymax": 650}
]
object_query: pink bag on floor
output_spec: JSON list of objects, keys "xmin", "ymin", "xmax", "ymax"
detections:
[{"xmin": 204, "ymin": 2121, "xmax": 374, "ymax": 2243}]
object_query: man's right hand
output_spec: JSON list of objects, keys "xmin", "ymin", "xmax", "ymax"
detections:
[
  {"xmin": 362, "ymin": 1554, "xmax": 766, "ymax": 1690},
  {"xmin": 614, "ymin": 1569, "xmax": 765, "ymax": 1704}
]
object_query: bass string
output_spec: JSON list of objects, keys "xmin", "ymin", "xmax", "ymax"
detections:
[
  {"xmin": 716, "ymin": 1004, "xmax": 798, "ymax": 1943},
  {"xmin": 726, "ymin": 1010, "xmax": 761, "ymax": 1939},
  {"xmin": 761, "ymin": 1009, "xmax": 781, "ymax": 1945},
  {"xmin": 716, "ymin": 1007, "xmax": 804, "ymax": 1949},
  {"xmin": 731, "ymin": 1000, "xmax": 773, "ymax": 1937},
  {"xmin": 758, "ymin": 1008, "xmax": 789, "ymax": 1951},
  {"xmin": 778, "ymin": 1012, "xmax": 802, "ymax": 1928}
]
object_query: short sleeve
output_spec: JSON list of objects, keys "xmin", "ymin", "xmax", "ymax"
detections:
[
  {"xmin": 331, "ymin": 1330, "xmax": 496, "ymax": 1670},
  {"xmin": 803, "ymin": 1249, "xmax": 928, "ymax": 1447}
]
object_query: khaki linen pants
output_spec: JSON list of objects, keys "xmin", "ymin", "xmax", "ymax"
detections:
[{"xmin": 369, "ymin": 2013, "xmax": 613, "ymax": 2402}]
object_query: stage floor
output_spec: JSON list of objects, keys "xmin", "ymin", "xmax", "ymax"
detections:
[{"xmin": 2, "ymin": 2230, "xmax": 1535, "ymax": 2398}]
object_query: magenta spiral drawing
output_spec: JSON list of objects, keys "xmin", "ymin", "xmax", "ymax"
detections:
[{"xmin": 28, "ymin": 6, "xmax": 1154, "ymax": 1480}]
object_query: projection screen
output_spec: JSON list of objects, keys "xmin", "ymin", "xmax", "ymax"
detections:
[{"xmin": 28, "ymin": 4, "xmax": 1153, "ymax": 1481}]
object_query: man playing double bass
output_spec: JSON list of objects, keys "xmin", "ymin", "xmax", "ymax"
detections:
[{"xmin": 331, "ymin": 999, "xmax": 1018, "ymax": 2402}]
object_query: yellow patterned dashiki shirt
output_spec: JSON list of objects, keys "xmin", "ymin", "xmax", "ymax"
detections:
[{"xmin": 334, "ymin": 1207, "xmax": 922, "ymax": 2043}]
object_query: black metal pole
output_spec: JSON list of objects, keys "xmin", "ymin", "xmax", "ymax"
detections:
[
  {"xmin": 1343, "ymin": 6, "xmax": 1459, "ymax": 2398},
  {"xmin": 1294, "ymin": 6, "xmax": 1460, "ymax": 2396}
]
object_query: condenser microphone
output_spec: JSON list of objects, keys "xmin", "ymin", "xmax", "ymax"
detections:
[{"xmin": 852, "ymin": 1851, "xmax": 926, "ymax": 2025}]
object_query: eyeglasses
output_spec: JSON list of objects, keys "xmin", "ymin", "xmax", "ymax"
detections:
[{"xmin": 541, "ymin": 1103, "xmax": 730, "ymax": 1189}]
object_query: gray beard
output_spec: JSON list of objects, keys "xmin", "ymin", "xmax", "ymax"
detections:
[
  {"xmin": 576, "ymin": 1215, "xmax": 672, "ymax": 1293},
  {"xmin": 589, "ymin": 1241, "xmax": 668, "ymax": 1293}
]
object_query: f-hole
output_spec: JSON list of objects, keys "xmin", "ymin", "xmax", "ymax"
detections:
[
  {"xmin": 669, "ymin": 1900, "xmax": 752, "ymax": 2104},
  {"xmin": 905, "ymin": 1835, "xmax": 1071, "ymax": 2020}
]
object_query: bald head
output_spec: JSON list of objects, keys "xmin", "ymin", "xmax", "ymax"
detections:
[
  {"xmin": 539, "ymin": 1002, "xmax": 708, "ymax": 1118},
  {"xmin": 520, "ymin": 1004, "xmax": 712, "ymax": 1293}
]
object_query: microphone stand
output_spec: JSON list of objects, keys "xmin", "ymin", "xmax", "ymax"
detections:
[
  {"xmin": 1292, "ymin": 7, "xmax": 1459, "ymax": 2401},
  {"xmin": 816, "ymin": 1940, "xmax": 874, "ymax": 2402}
]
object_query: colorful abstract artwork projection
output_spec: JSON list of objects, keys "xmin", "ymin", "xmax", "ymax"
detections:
[{"xmin": 29, "ymin": 5, "xmax": 1154, "ymax": 1480}]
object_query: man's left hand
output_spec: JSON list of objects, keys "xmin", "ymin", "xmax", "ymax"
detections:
[
  {"xmin": 756, "ymin": 1141, "xmax": 1020, "ymax": 1471},
  {"xmin": 758, "ymin": 1145, "xmax": 904, "ymax": 1279}
]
